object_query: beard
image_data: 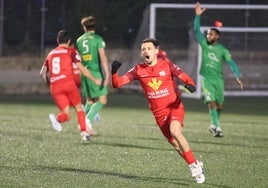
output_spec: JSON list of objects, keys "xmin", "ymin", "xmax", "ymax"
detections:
[
  {"xmin": 206, "ymin": 38, "xmax": 216, "ymax": 45},
  {"xmin": 207, "ymin": 40, "xmax": 213, "ymax": 45}
]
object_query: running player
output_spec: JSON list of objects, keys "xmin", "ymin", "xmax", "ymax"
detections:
[
  {"xmin": 40, "ymin": 30, "xmax": 101, "ymax": 141},
  {"xmin": 111, "ymin": 38, "xmax": 205, "ymax": 184}
]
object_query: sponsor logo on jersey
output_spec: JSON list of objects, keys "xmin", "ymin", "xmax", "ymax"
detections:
[{"xmin": 82, "ymin": 54, "xmax": 92, "ymax": 61}]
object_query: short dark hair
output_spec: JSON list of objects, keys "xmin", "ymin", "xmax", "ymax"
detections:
[
  {"xmin": 142, "ymin": 38, "xmax": 159, "ymax": 48},
  {"xmin": 57, "ymin": 30, "xmax": 71, "ymax": 44},
  {"xmin": 210, "ymin": 28, "xmax": 220, "ymax": 36},
  {"xmin": 81, "ymin": 16, "xmax": 96, "ymax": 30}
]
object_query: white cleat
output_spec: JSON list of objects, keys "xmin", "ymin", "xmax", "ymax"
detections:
[
  {"xmin": 189, "ymin": 160, "xmax": 205, "ymax": 184},
  {"xmin": 49, "ymin": 114, "xmax": 62, "ymax": 132},
  {"xmin": 78, "ymin": 118, "xmax": 98, "ymax": 136},
  {"xmin": 86, "ymin": 118, "xmax": 98, "ymax": 136},
  {"xmin": 81, "ymin": 131, "xmax": 90, "ymax": 141},
  {"xmin": 215, "ymin": 127, "xmax": 224, "ymax": 137},
  {"xmin": 208, "ymin": 124, "xmax": 216, "ymax": 136}
]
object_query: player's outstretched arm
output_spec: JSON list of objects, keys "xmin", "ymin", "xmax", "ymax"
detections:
[
  {"xmin": 111, "ymin": 60, "xmax": 122, "ymax": 74},
  {"xmin": 111, "ymin": 60, "xmax": 133, "ymax": 88},
  {"xmin": 185, "ymin": 84, "xmax": 196, "ymax": 93},
  {"xmin": 195, "ymin": 2, "xmax": 206, "ymax": 16},
  {"xmin": 177, "ymin": 72, "xmax": 196, "ymax": 93}
]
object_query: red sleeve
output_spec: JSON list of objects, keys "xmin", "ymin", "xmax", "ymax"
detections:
[
  {"xmin": 112, "ymin": 67, "xmax": 137, "ymax": 88},
  {"xmin": 170, "ymin": 63, "xmax": 195, "ymax": 86},
  {"xmin": 112, "ymin": 73, "xmax": 131, "ymax": 88},
  {"xmin": 178, "ymin": 72, "xmax": 195, "ymax": 86},
  {"xmin": 70, "ymin": 49, "xmax": 81, "ymax": 64}
]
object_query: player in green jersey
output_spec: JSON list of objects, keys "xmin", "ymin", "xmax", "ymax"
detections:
[
  {"xmin": 194, "ymin": 2, "xmax": 244, "ymax": 137},
  {"xmin": 76, "ymin": 16, "xmax": 110, "ymax": 131}
]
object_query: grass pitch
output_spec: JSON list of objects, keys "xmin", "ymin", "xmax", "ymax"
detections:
[{"xmin": 0, "ymin": 93, "xmax": 267, "ymax": 188}]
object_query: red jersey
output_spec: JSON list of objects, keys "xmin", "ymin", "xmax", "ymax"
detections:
[
  {"xmin": 112, "ymin": 59, "xmax": 195, "ymax": 113},
  {"xmin": 44, "ymin": 46, "xmax": 81, "ymax": 84}
]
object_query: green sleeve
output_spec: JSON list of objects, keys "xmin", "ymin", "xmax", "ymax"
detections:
[
  {"xmin": 194, "ymin": 15, "xmax": 205, "ymax": 43},
  {"xmin": 227, "ymin": 59, "xmax": 241, "ymax": 78}
]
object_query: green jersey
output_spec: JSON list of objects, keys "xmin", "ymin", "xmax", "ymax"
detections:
[
  {"xmin": 194, "ymin": 15, "xmax": 240, "ymax": 80},
  {"xmin": 76, "ymin": 31, "xmax": 108, "ymax": 98},
  {"xmin": 76, "ymin": 32, "xmax": 106, "ymax": 73}
]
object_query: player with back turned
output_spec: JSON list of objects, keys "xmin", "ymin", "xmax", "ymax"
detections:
[
  {"xmin": 76, "ymin": 16, "xmax": 110, "ymax": 131},
  {"xmin": 40, "ymin": 30, "xmax": 101, "ymax": 141},
  {"xmin": 194, "ymin": 2, "xmax": 244, "ymax": 137},
  {"xmin": 111, "ymin": 38, "xmax": 205, "ymax": 184}
]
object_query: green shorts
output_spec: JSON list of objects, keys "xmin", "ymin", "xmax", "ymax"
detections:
[
  {"xmin": 201, "ymin": 77, "xmax": 224, "ymax": 104},
  {"xmin": 81, "ymin": 73, "xmax": 108, "ymax": 99}
]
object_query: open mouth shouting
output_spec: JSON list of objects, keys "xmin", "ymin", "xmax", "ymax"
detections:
[{"xmin": 144, "ymin": 54, "xmax": 152, "ymax": 65}]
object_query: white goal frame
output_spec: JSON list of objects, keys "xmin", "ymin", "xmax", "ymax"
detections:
[{"xmin": 149, "ymin": 3, "xmax": 268, "ymax": 98}]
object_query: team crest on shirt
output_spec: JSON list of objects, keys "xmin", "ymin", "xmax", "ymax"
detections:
[
  {"xmin": 148, "ymin": 78, "xmax": 162, "ymax": 90},
  {"xmin": 159, "ymin": 71, "xmax": 166, "ymax": 76}
]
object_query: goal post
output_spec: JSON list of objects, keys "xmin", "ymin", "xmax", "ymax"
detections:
[{"xmin": 149, "ymin": 3, "xmax": 268, "ymax": 98}]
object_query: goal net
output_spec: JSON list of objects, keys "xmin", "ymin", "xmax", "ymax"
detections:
[{"xmin": 122, "ymin": 3, "xmax": 268, "ymax": 98}]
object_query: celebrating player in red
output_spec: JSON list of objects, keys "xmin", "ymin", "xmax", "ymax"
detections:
[
  {"xmin": 40, "ymin": 30, "xmax": 101, "ymax": 141},
  {"xmin": 111, "ymin": 38, "xmax": 205, "ymax": 184}
]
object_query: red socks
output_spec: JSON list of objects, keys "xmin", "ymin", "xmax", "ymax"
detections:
[
  {"xmin": 77, "ymin": 111, "xmax": 86, "ymax": 132},
  {"xmin": 56, "ymin": 111, "xmax": 86, "ymax": 132},
  {"xmin": 57, "ymin": 113, "xmax": 68, "ymax": 123},
  {"xmin": 183, "ymin": 150, "xmax": 196, "ymax": 164}
]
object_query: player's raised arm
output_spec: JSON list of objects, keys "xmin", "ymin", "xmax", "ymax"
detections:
[
  {"xmin": 111, "ymin": 60, "xmax": 133, "ymax": 88},
  {"xmin": 195, "ymin": 2, "xmax": 206, "ymax": 16},
  {"xmin": 194, "ymin": 2, "xmax": 206, "ymax": 42}
]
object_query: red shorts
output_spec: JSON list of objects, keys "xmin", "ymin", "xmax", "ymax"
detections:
[
  {"xmin": 50, "ymin": 80, "xmax": 82, "ymax": 111},
  {"xmin": 153, "ymin": 99, "xmax": 185, "ymax": 142}
]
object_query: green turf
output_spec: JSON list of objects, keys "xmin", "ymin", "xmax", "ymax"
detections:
[{"xmin": 0, "ymin": 93, "xmax": 267, "ymax": 188}]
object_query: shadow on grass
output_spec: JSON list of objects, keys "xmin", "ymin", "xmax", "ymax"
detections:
[
  {"xmin": 31, "ymin": 165, "xmax": 190, "ymax": 186},
  {"xmin": 30, "ymin": 165, "xmax": 231, "ymax": 188},
  {"xmin": 189, "ymin": 139, "xmax": 267, "ymax": 149},
  {"xmin": 83, "ymin": 140, "xmax": 171, "ymax": 152}
]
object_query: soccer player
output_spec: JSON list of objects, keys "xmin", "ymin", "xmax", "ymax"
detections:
[
  {"xmin": 76, "ymin": 16, "xmax": 110, "ymax": 128},
  {"xmin": 70, "ymin": 41, "xmax": 98, "ymax": 135},
  {"xmin": 40, "ymin": 30, "xmax": 101, "ymax": 141},
  {"xmin": 194, "ymin": 2, "xmax": 244, "ymax": 137},
  {"xmin": 111, "ymin": 38, "xmax": 205, "ymax": 184}
]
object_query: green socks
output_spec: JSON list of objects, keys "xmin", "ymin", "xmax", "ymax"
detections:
[
  {"xmin": 86, "ymin": 101, "xmax": 103, "ymax": 121},
  {"xmin": 209, "ymin": 108, "xmax": 220, "ymax": 128},
  {"xmin": 84, "ymin": 103, "xmax": 92, "ymax": 114}
]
